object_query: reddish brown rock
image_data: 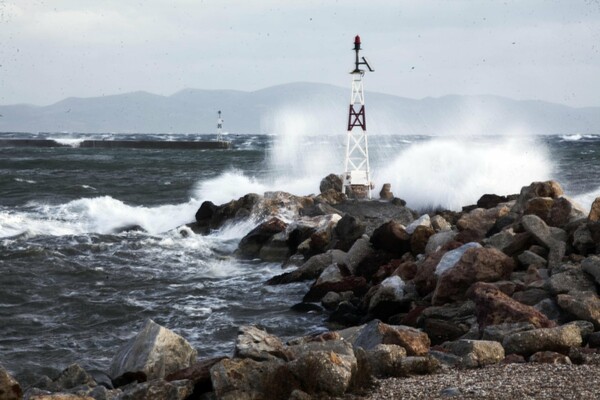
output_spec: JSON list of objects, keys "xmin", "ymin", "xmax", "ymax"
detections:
[
  {"xmin": 524, "ymin": 197, "xmax": 554, "ymax": 221},
  {"xmin": 410, "ymin": 225, "xmax": 435, "ymax": 256},
  {"xmin": 468, "ymin": 282, "xmax": 556, "ymax": 330},
  {"xmin": 395, "ymin": 260, "xmax": 418, "ymax": 281},
  {"xmin": 456, "ymin": 206, "xmax": 510, "ymax": 238},
  {"xmin": 353, "ymin": 320, "xmax": 431, "ymax": 356},
  {"xmin": 412, "ymin": 242, "xmax": 462, "ymax": 296},
  {"xmin": 370, "ymin": 221, "xmax": 411, "ymax": 255},
  {"xmin": 432, "ymin": 247, "xmax": 515, "ymax": 305}
]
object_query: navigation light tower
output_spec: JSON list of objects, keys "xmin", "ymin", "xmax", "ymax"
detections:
[
  {"xmin": 217, "ymin": 110, "xmax": 224, "ymax": 142},
  {"xmin": 343, "ymin": 35, "xmax": 374, "ymax": 199}
]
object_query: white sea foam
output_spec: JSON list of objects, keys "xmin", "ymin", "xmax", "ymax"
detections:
[
  {"xmin": 15, "ymin": 178, "xmax": 37, "ymax": 184},
  {"xmin": 49, "ymin": 137, "xmax": 85, "ymax": 147},
  {"xmin": 574, "ymin": 187, "xmax": 600, "ymax": 213},
  {"xmin": 560, "ymin": 134, "xmax": 583, "ymax": 141},
  {"xmin": 0, "ymin": 196, "xmax": 204, "ymax": 238}
]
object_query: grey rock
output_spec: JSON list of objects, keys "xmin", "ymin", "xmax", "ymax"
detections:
[
  {"xmin": 512, "ymin": 288, "xmax": 550, "ymax": 306},
  {"xmin": 425, "ymin": 230, "xmax": 458, "ymax": 255},
  {"xmin": 485, "ymin": 229, "xmax": 516, "ymax": 253},
  {"xmin": 365, "ymin": 344, "xmax": 407, "ymax": 378},
  {"xmin": 406, "ymin": 214, "xmax": 431, "ymax": 234},
  {"xmin": 288, "ymin": 341, "xmax": 356, "ymax": 397},
  {"xmin": 345, "ymin": 237, "xmax": 374, "ymax": 275},
  {"xmin": 565, "ymin": 320, "xmax": 595, "ymax": 343},
  {"xmin": 210, "ymin": 358, "xmax": 287, "ymax": 400},
  {"xmin": 518, "ymin": 250, "xmax": 547, "ymax": 267},
  {"xmin": 521, "ymin": 214, "xmax": 566, "ymax": 269},
  {"xmin": 431, "ymin": 215, "xmax": 452, "ymax": 232},
  {"xmin": 548, "ymin": 268, "xmax": 596, "ymax": 295},
  {"xmin": 321, "ymin": 291, "xmax": 342, "ymax": 310},
  {"xmin": 502, "ymin": 324, "xmax": 582, "ymax": 356},
  {"xmin": 397, "ymin": 356, "xmax": 441, "ymax": 376},
  {"xmin": 582, "ymin": 255, "xmax": 600, "ymax": 285},
  {"xmin": 534, "ymin": 298, "xmax": 564, "ymax": 321},
  {"xmin": 234, "ymin": 325, "xmax": 290, "ymax": 362},
  {"xmin": 109, "ymin": 319, "xmax": 197, "ymax": 380},
  {"xmin": 481, "ymin": 322, "xmax": 536, "ymax": 343},
  {"xmin": 557, "ymin": 291, "xmax": 600, "ymax": 329},
  {"xmin": 441, "ymin": 339, "xmax": 505, "ymax": 368}
]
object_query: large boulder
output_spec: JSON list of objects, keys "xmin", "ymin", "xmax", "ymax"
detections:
[
  {"xmin": 210, "ymin": 357, "xmax": 289, "ymax": 400},
  {"xmin": 236, "ymin": 217, "xmax": 288, "ymax": 259},
  {"xmin": 412, "ymin": 243, "xmax": 462, "ymax": 296},
  {"xmin": 512, "ymin": 181, "xmax": 564, "ymax": 215},
  {"xmin": 0, "ymin": 366, "xmax": 22, "ymax": 400},
  {"xmin": 352, "ymin": 320, "xmax": 430, "ymax": 356},
  {"xmin": 332, "ymin": 214, "xmax": 366, "ymax": 251},
  {"xmin": 234, "ymin": 325, "xmax": 291, "ymax": 362},
  {"xmin": 424, "ymin": 230, "xmax": 457, "ymax": 255},
  {"xmin": 370, "ymin": 221, "xmax": 411, "ymax": 255},
  {"xmin": 582, "ymin": 255, "xmax": 600, "ymax": 285},
  {"xmin": 410, "ymin": 225, "xmax": 435, "ymax": 256},
  {"xmin": 288, "ymin": 350, "xmax": 355, "ymax": 397},
  {"xmin": 548, "ymin": 268, "xmax": 596, "ymax": 295},
  {"xmin": 556, "ymin": 291, "xmax": 600, "ymax": 329},
  {"xmin": 521, "ymin": 214, "xmax": 567, "ymax": 269},
  {"xmin": 468, "ymin": 282, "xmax": 556, "ymax": 330},
  {"xmin": 320, "ymin": 173, "xmax": 343, "ymax": 194},
  {"xmin": 441, "ymin": 339, "xmax": 505, "ymax": 368},
  {"xmin": 432, "ymin": 246, "xmax": 515, "ymax": 305},
  {"xmin": 366, "ymin": 276, "xmax": 410, "ymax": 319},
  {"xmin": 287, "ymin": 340, "xmax": 356, "ymax": 397},
  {"xmin": 109, "ymin": 319, "xmax": 197, "ymax": 380},
  {"xmin": 502, "ymin": 324, "xmax": 582, "ymax": 356},
  {"xmin": 364, "ymin": 344, "xmax": 407, "ymax": 378},
  {"xmin": 416, "ymin": 301, "xmax": 476, "ymax": 345},
  {"xmin": 456, "ymin": 206, "xmax": 510, "ymax": 238},
  {"xmin": 267, "ymin": 250, "xmax": 345, "ymax": 285},
  {"xmin": 303, "ymin": 264, "xmax": 368, "ymax": 303}
]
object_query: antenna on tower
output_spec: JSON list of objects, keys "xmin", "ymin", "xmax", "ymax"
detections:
[
  {"xmin": 216, "ymin": 110, "xmax": 223, "ymax": 142},
  {"xmin": 343, "ymin": 35, "xmax": 374, "ymax": 199}
]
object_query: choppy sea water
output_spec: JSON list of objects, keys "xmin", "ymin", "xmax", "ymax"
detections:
[{"xmin": 1, "ymin": 131, "xmax": 599, "ymax": 386}]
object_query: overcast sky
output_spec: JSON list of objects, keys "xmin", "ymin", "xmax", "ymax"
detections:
[{"xmin": 1, "ymin": 0, "xmax": 599, "ymax": 107}]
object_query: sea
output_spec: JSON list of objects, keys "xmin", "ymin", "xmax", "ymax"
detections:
[{"xmin": 1, "ymin": 130, "xmax": 600, "ymax": 386}]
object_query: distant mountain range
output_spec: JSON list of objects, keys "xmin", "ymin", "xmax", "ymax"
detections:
[{"xmin": 1, "ymin": 82, "xmax": 599, "ymax": 135}]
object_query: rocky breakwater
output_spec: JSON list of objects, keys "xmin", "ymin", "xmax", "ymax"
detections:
[{"xmin": 4, "ymin": 178, "xmax": 600, "ymax": 399}]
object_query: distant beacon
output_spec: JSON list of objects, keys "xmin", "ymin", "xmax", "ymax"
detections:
[
  {"xmin": 216, "ymin": 110, "xmax": 224, "ymax": 142},
  {"xmin": 343, "ymin": 35, "xmax": 374, "ymax": 199}
]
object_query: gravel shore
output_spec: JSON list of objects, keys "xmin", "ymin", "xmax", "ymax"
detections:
[{"xmin": 354, "ymin": 363, "xmax": 600, "ymax": 399}]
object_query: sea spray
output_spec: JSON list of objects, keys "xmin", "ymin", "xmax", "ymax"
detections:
[{"xmin": 376, "ymin": 136, "xmax": 552, "ymax": 211}]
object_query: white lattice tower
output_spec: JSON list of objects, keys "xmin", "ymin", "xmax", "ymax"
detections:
[{"xmin": 343, "ymin": 35, "xmax": 374, "ymax": 199}]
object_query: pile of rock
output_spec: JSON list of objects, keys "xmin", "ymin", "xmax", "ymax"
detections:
[
  {"xmin": 189, "ymin": 178, "xmax": 600, "ymax": 397},
  {"xmin": 5, "ymin": 178, "xmax": 600, "ymax": 400}
]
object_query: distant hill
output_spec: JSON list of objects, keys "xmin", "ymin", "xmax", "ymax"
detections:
[{"xmin": 1, "ymin": 82, "xmax": 599, "ymax": 135}]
